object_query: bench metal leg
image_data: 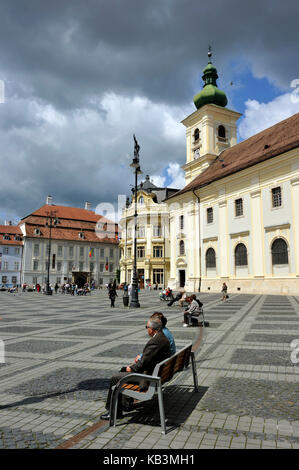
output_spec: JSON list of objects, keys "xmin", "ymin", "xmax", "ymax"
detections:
[
  {"xmin": 157, "ymin": 385, "xmax": 166, "ymax": 434},
  {"xmin": 191, "ymin": 352, "xmax": 199, "ymax": 392}
]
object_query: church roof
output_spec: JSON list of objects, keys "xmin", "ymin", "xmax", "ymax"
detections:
[{"xmin": 169, "ymin": 112, "xmax": 299, "ymax": 199}]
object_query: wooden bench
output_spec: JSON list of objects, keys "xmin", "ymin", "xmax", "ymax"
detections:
[{"xmin": 108, "ymin": 342, "xmax": 199, "ymax": 434}]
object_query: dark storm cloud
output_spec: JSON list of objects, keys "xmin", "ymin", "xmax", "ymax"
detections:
[
  {"xmin": 0, "ymin": 0, "xmax": 298, "ymax": 221},
  {"xmin": 1, "ymin": 0, "xmax": 298, "ymax": 109}
]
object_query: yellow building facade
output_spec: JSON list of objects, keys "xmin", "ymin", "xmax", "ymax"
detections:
[{"xmin": 119, "ymin": 176, "xmax": 177, "ymax": 288}]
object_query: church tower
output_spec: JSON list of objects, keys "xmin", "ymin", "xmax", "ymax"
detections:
[{"xmin": 181, "ymin": 47, "xmax": 242, "ymax": 185}]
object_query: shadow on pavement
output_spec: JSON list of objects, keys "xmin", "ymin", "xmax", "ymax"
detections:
[{"xmin": 122, "ymin": 384, "xmax": 209, "ymax": 434}]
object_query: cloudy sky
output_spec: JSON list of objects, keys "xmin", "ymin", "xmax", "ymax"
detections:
[{"xmin": 0, "ymin": 0, "xmax": 299, "ymax": 224}]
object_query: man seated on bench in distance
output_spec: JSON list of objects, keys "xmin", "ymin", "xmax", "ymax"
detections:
[
  {"xmin": 100, "ymin": 318, "xmax": 171, "ymax": 421},
  {"xmin": 183, "ymin": 294, "xmax": 203, "ymax": 327},
  {"xmin": 134, "ymin": 312, "xmax": 176, "ymax": 361}
]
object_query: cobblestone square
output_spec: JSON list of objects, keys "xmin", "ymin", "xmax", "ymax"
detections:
[{"xmin": 0, "ymin": 290, "xmax": 298, "ymax": 449}]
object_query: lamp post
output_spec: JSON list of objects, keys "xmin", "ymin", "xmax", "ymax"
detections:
[
  {"xmin": 129, "ymin": 134, "xmax": 142, "ymax": 308},
  {"xmin": 125, "ymin": 196, "xmax": 130, "ymax": 284},
  {"xmin": 45, "ymin": 211, "xmax": 59, "ymax": 295}
]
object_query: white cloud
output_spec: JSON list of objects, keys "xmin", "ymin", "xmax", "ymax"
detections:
[
  {"xmin": 238, "ymin": 92, "xmax": 299, "ymax": 140},
  {"xmin": 151, "ymin": 175, "xmax": 166, "ymax": 187},
  {"xmin": 166, "ymin": 162, "xmax": 185, "ymax": 189}
]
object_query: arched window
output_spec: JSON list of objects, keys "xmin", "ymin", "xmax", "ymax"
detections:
[
  {"xmin": 206, "ymin": 248, "xmax": 216, "ymax": 268},
  {"xmin": 179, "ymin": 240, "xmax": 185, "ymax": 256},
  {"xmin": 272, "ymin": 238, "xmax": 288, "ymax": 265},
  {"xmin": 235, "ymin": 243, "xmax": 248, "ymax": 266},
  {"xmin": 218, "ymin": 125, "xmax": 226, "ymax": 139},
  {"xmin": 194, "ymin": 128, "xmax": 200, "ymax": 141},
  {"xmin": 138, "ymin": 196, "xmax": 144, "ymax": 205}
]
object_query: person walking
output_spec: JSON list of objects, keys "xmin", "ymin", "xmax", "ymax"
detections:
[
  {"xmin": 109, "ymin": 287, "xmax": 117, "ymax": 307},
  {"xmin": 221, "ymin": 282, "xmax": 228, "ymax": 301}
]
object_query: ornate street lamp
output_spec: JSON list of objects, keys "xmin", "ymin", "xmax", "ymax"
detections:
[
  {"xmin": 45, "ymin": 211, "xmax": 59, "ymax": 295},
  {"xmin": 129, "ymin": 134, "xmax": 142, "ymax": 308}
]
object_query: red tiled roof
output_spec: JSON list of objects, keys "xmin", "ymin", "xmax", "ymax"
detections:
[
  {"xmin": 170, "ymin": 112, "xmax": 299, "ymax": 198},
  {"xmin": 0, "ymin": 225, "xmax": 23, "ymax": 246},
  {"xmin": 19, "ymin": 205, "xmax": 118, "ymax": 245}
]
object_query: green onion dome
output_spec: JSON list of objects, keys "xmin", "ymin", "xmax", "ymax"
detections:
[{"xmin": 193, "ymin": 50, "xmax": 228, "ymax": 110}]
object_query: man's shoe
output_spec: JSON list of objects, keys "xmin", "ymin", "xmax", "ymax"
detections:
[{"xmin": 100, "ymin": 411, "xmax": 123, "ymax": 420}]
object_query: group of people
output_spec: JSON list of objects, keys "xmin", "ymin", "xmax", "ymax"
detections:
[{"xmin": 100, "ymin": 311, "xmax": 175, "ymax": 421}]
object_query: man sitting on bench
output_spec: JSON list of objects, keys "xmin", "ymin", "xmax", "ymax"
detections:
[
  {"xmin": 183, "ymin": 294, "xmax": 203, "ymax": 327},
  {"xmin": 100, "ymin": 318, "xmax": 171, "ymax": 421}
]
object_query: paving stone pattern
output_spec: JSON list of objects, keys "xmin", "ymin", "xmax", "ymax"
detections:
[{"xmin": 0, "ymin": 290, "xmax": 298, "ymax": 449}]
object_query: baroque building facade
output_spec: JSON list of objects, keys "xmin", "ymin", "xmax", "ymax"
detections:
[
  {"xmin": 18, "ymin": 196, "xmax": 119, "ymax": 288},
  {"xmin": 0, "ymin": 223, "xmax": 23, "ymax": 287},
  {"xmin": 166, "ymin": 52, "xmax": 299, "ymax": 295},
  {"xmin": 119, "ymin": 176, "xmax": 178, "ymax": 288}
]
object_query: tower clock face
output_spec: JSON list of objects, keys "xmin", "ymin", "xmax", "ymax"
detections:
[{"xmin": 194, "ymin": 149, "xmax": 200, "ymax": 158}]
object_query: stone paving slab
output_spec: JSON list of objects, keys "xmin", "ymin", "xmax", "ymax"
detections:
[{"xmin": 0, "ymin": 290, "xmax": 298, "ymax": 450}]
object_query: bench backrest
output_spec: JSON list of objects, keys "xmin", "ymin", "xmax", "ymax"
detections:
[{"xmin": 152, "ymin": 343, "xmax": 192, "ymax": 386}]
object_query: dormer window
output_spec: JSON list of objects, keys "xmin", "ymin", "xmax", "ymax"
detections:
[
  {"xmin": 78, "ymin": 232, "xmax": 85, "ymax": 239},
  {"xmin": 138, "ymin": 196, "xmax": 144, "ymax": 205},
  {"xmin": 34, "ymin": 228, "xmax": 41, "ymax": 235},
  {"xmin": 3, "ymin": 235, "xmax": 10, "ymax": 240},
  {"xmin": 14, "ymin": 235, "xmax": 21, "ymax": 241},
  {"xmin": 218, "ymin": 125, "xmax": 226, "ymax": 141}
]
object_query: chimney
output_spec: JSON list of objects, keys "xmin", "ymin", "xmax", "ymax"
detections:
[
  {"xmin": 85, "ymin": 201, "xmax": 91, "ymax": 211},
  {"xmin": 4, "ymin": 220, "xmax": 12, "ymax": 226},
  {"xmin": 46, "ymin": 195, "xmax": 53, "ymax": 205}
]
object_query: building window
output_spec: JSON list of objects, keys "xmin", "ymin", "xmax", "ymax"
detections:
[
  {"xmin": 3, "ymin": 235, "xmax": 10, "ymax": 240},
  {"xmin": 69, "ymin": 246, "xmax": 74, "ymax": 258},
  {"xmin": 2, "ymin": 276, "xmax": 7, "ymax": 283},
  {"xmin": 33, "ymin": 260, "xmax": 39, "ymax": 271},
  {"xmin": 180, "ymin": 215, "xmax": 184, "ymax": 230},
  {"xmin": 52, "ymin": 254, "xmax": 56, "ymax": 269},
  {"xmin": 110, "ymin": 248, "xmax": 114, "ymax": 258},
  {"xmin": 153, "ymin": 226, "xmax": 162, "ymax": 237},
  {"xmin": 12, "ymin": 276, "xmax": 17, "ymax": 284},
  {"xmin": 79, "ymin": 246, "xmax": 84, "ymax": 257},
  {"xmin": 153, "ymin": 269, "xmax": 164, "ymax": 285},
  {"xmin": 14, "ymin": 262, "xmax": 19, "ymax": 270},
  {"xmin": 206, "ymin": 248, "xmax": 216, "ymax": 268},
  {"xmin": 99, "ymin": 277, "xmax": 103, "ymax": 285},
  {"xmin": 138, "ymin": 196, "xmax": 144, "ymax": 205},
  {"xmin": 68, "ymin": 262, "xmax": 73, "ymax": 272},
  {"xmin": 57, "ymin": 262, "xmax": 62, "ymax": 272},
  {"xmin": 100, "ymin": 248, "xmax": 105, "ymax": 258},
  {"xmin": 193, "ymin": 128, "xmax": 200, "ymax": 142},
  {"xmin": 127, "ymin": 247, "xmax": 132, "ymax": 258},
  {"xmin": 100, "ymin": 263, "xmax": 104, "ymax": 272},
  {"xmin": 3, "ymin": 261, "xmax": 8, "ymax": 270},
  {"xmin": 272, "ymin": 187, "xmax": 282, "ymax": 208},
  {"xmin": 15, "ymin": 247, "xmax": 20, "ymax": 255},
  {"xmin": 34, "ymin": 244, "xmax": 39, "ymax": 257},
  {"xmin": 153, "ymin": 246, "xmax": 163, "ymax": 258},
  {"xmin": 90, "ymin": 262, "xmax": 94, "ymax": 272},
  {"xmin": 4, "ymin": 247, "xmax": 9, "ymax": 254},
  {"xmin": 137, "ymin": 246, "xmax": 145, "ymax": 259},
  {"xmin": 179, "ymin": 240, "xmax": 185, "ymax": 256},
  {"xmin": 235, "ymin": 243, "xmax": 248, "ymax": 266},
  {"xmin": 235, "ymin": 198, "xmax": 243, "ymax": 217},
  {"xmin": 79, "ymin": 261, "xmax": 84, "ymax": 271},
  {"xmin": 109, "ymin": 263, "xmax": 114, "ymax": 273},
  {"xmin": 137, "ymin": 226, "xmax": 145, "ymax": 238},
  {"xmin": 207, "ymin": 207, "xmax": 213, "ymax": 224},
  {"xmin": 218, "ymin": 125, "xmax": 226, "ymax": 139},
  {"xmin": 58, "ymin": 246, "xmax": 63, "ymax": 257},
  {"xmin": 271, "ymin": 238, "xmax": 288, "ymax": 265}
]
